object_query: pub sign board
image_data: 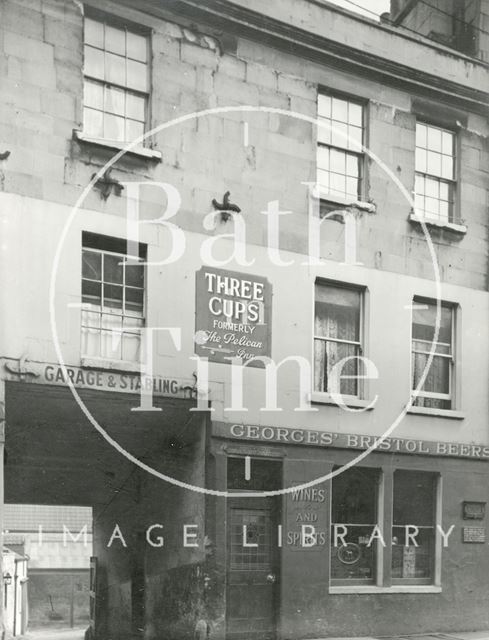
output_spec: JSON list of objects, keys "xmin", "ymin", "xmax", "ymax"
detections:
[{"xmin": 195, "ymin": 266, "xmax": 272, "ymax": 367}]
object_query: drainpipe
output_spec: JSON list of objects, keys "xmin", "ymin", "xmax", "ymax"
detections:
[
  {"xmin": 0, "ymin": 394, "xmax": 5, "ymax": 640},
  {"xmin": 12, "ymin": 562, "xmax": 17, "ymax": 637}
]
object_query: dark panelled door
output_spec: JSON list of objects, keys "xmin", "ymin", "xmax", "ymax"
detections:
[{"xmin": 226, "ymin": 498, "xmax": 279, "ymax": 640}]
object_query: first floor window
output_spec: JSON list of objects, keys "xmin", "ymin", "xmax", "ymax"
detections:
[
  {"xmin": 81, "ymin": 232, "xmax": 145, "ymax": 363},
  {"xmin": 330, "ymin": 467, "xmax": 439, "ymax": 588},
  {"xmin": 314, "ymin": 282, "xmax": 363, "ymax": 396},
  {"xmin": 412, "ymin": 299, "xmax": 455, "ymax": 409}
]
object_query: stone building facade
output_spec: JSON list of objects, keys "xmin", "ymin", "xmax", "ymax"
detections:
[{"xmin": 0, "ymin": 0, "xmax": 489, "ymax": 638}]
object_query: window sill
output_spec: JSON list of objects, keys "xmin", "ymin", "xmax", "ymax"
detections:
[
  {"xmin": 81, "ymin": 356, "xmax": 141, "ymax": 373},
  {"xmin": 309, "ymin": 392, "xmax": 374, "ymax": 410},
  {"xmin": 407, "ymin": 405, "xmax": 465, "ymax": 420},
  {"xmin": 73, "ymin": 130, "xmax": 162, "ymax": 161},
  {"xmin": 320, "ymin": 194, "xmax": 376, "ymax": 213},
  {"xmin": 408, "ymin": 213, "xmax": 467, "ymax": 235},
  {"xmin": 330, "ymin": 585, "xmax": 441, "ymax": 594}
]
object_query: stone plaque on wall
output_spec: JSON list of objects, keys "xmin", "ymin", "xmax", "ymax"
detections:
[{"xmin": 463, "ymin": 527, "xmax": 486, "ymax": 543}]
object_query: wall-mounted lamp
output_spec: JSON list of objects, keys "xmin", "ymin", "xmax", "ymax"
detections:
[{"xmin": 3, "ymin": 572, "xmax": 12, "ymax": 586}]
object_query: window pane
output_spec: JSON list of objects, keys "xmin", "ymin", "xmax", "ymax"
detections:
[
  {"xmin": 412, "ymin": 302, "xmax": 452, "ymax": 344},
  {"xmin": 414, "ymin": 174, "xmax": 425, "ymax": 194},
  {"xmin": 127, "ymin": 32, "xmax": 147, "ymax": 62},
  {"xmin": 84, "ymin": 80, "xmax": 104, "ymax": 109},
  {"xmin": 427, "ymin": 126, "xmax": 442, "ymax": 152},
  {"xmin": 318, "ymin": 94, "xmax": 331, "ymax": 119},
  {"xmin": 441, "ymin": 155, "xmax": 453, "ymax": 180},
  {"xmin": 126, "ymin": 119, "xmax": 144, "ymax": 144},
  {"xmin": 126, "ymin": 93, "xmax": 146, "ymax": 121},
  {"xmin": 415, "ymin": 148, "xmax": 426, "ymax": 173},
  {"xmin": 85, "ymin": 18, "xmax": 104, "ymax": 48},
  {"xmin": 82, "ymin": 279, "xmax": 101, "ymax": 305},
  {"xmin": 347, "ymin": 125, "xmax": 362, "ymax": 150},
  {"xmin": 105, "ymin": 51, "xmax": 125, "ymax": 85},
  {"xmin": 104, "ymin": 113, "xmax": 125, "ymax": 141},
  {"xmin": 81, "ymin": 327, "xmax": 101, "ymax": 358},
  {"xmin": 84, "ymin": 108, "xmax": 104, "ymax": 137},
  {"xmin": 317, "ymin": 169, "xmax": 329, "ymax": 193},
  {"xmin": 346, "ymin": 154, "xmax": 359, "ymax": 177},
  {"xmin": 392, "ymin": 527, "xmax": 434, "ymax": 580},
  {"xmin": 416, "ymin": 123, "xmax": 427, "ymax": 148},
  {"xmin": 394, "ymin": 472, "xmax": 435, "ymax": 527},
  {"xmin": 315, "ymin": 284, "xmax": 361, "ymax": 341},
  {"xmin": 392, "ymin": 471, "xmax": 435, "ymax": 581},
  {"xmin": 317, "ymin": 146, "xmax": 330, "ymax": 171},
  {"xmin": 441, "ymin": 131, "xmax": 453, "ymax": 155},
  {"xmin": 331, "ymin": 121, "xmax": 348, "ymax": 148},
  {"xmin": 82, "ymin": 250, "xmax": 102, "ymax": 280},
  {"xmin": 105, "ymin": 86, "xmax": 125, "ymax": 116},
  {"xmin": 103, "ymin": 284, "xmax": 123, "ymax": 309},
  {"xmin": 348, "ymin": 102, "xmax": 362, "ymax": 127},
  {"xmin": 332, "ymin": 98, "xmax": 348, "ymax": 123},
  {"xmin": 103, "ymin": 253, "xmax": 123, "ymax": 284},
  {"xmin": 330, "ymin": 173, "xmax": 346, "ymax": 196},
  {"xmin": 84, "ymin": 45, "xmax": 104, "ymax": 79},
  {"xmin": 127, "ymin": 59, "xmax": 148, "ymax": 92},
  {"xmin": 427, "ymin": 151, "xmax": 441, "ymax": 176},
  {"xmin": 425, "ymin": 177, "xmax": 439, "ymax": 198},
  {"xmin": 105, "ymin": 24, "xmax": 126, "ymax": 56},
  {"xmin": 330, "ymin": 148, "xmax": 346, "ymax": 174},
  {"xmin": 125, "ymin": 263, "xmax": 144, "ymax": 287},
  {"xmin": 346, "ymin": 177, "xmax": 358, "ymax": 199},
  {"xmin": 81, "ymin": 309, "xmax": 101, "ymax": 329},
  {"xmin": 317, "ymin": 121, "xmax": 331, "ymax": 145},
  {"xmin": 413, "ymin": 352, "xmax": 450, "ymax": 395},
  {"xmin": 125, "ymin": 287, "xmax": 144, "ymax": 313},
  {"xmin": 439, "ymin": 200, "xmax": 449, "ymax": 222},
  {"xmin": 331, "ymin": 467, "xmax": 378, "ymax": 584}
]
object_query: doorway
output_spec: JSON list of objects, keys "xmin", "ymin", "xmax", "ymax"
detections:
[{"xmin": 226, "ymin": 457, "xmax": 282, "ymax": 640}]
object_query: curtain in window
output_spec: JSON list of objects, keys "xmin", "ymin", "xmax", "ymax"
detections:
[{"xmin": 315, "ymin": 285, "xmax": 360, "ymax": 395}]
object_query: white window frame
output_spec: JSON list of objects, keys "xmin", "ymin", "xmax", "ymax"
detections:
[
  {"xmin": 82, "ymin": 14, "xmax": 150, "ymax": 147},
  {"xmin": 317, "ymin": 91, "xmax": 365, "ymax": 204},
  {"xmin": 411, "ymin": 299, "xmax": 455, "ymax": 410},
  {"xmin": 81, "ymin": 240, "xmax": 145, "ymax": 366},
  {"xmin": 414, "ymin": 121, "xmax": 456, "ymax": 225},
  {"xmin": 313, "ymin": 281, "xmax": 364, "ymax": 400},
  {"xmin": 330, "ymin": 467, "xmax": 443, "ymax": 594}
]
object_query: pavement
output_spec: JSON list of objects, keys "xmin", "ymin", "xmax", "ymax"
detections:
[
  {"xmin": 320, "ymin": 634, "xmax": 489, "ymax": 640},
  {"xmin": 17, "ymin": 627, "xmax": 85, "ymax": 640},
  {"xmin": 15, "ymin": 629, "xmax": 489, "ymax": 640}
]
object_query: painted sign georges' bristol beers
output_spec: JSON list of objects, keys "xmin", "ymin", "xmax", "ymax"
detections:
[{"xmin": 195, "ymin": 266, "xmax": 272, "ymax": 366}]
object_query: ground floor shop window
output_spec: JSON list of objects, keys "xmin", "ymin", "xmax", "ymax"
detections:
[
  {"xmin": 331, "ymin": 466, "xmax": 439, "ymax": 589},
  {"xmin": 392, "ymin": 470, "xmax": 435, "ymax": 584},
  {"xmin": 331, "ymin": 466, "xmax": 379, "ymax": 585}
]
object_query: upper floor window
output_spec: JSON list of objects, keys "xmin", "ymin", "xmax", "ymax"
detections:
[
  {"xmin": 314, "ymin": 282, "xmax": 362, "ymax": 397},
  {"xmin": 317, "ymin": 93, "xmax": 364, "ymax": 203},
  {"xmin": 411, "ymin": 299, "xmax": 454, "ymax": 410},
  {"xmin": 414, "ymin": 122, "xmax": 456, "ymax": 224},
  {"xmin": 83, "ymin": 16, "xmax": 149, "ymax": 146},
  {"xmin": 81, "ymin": 233, "xmax": 145, "ymax": 364}
]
